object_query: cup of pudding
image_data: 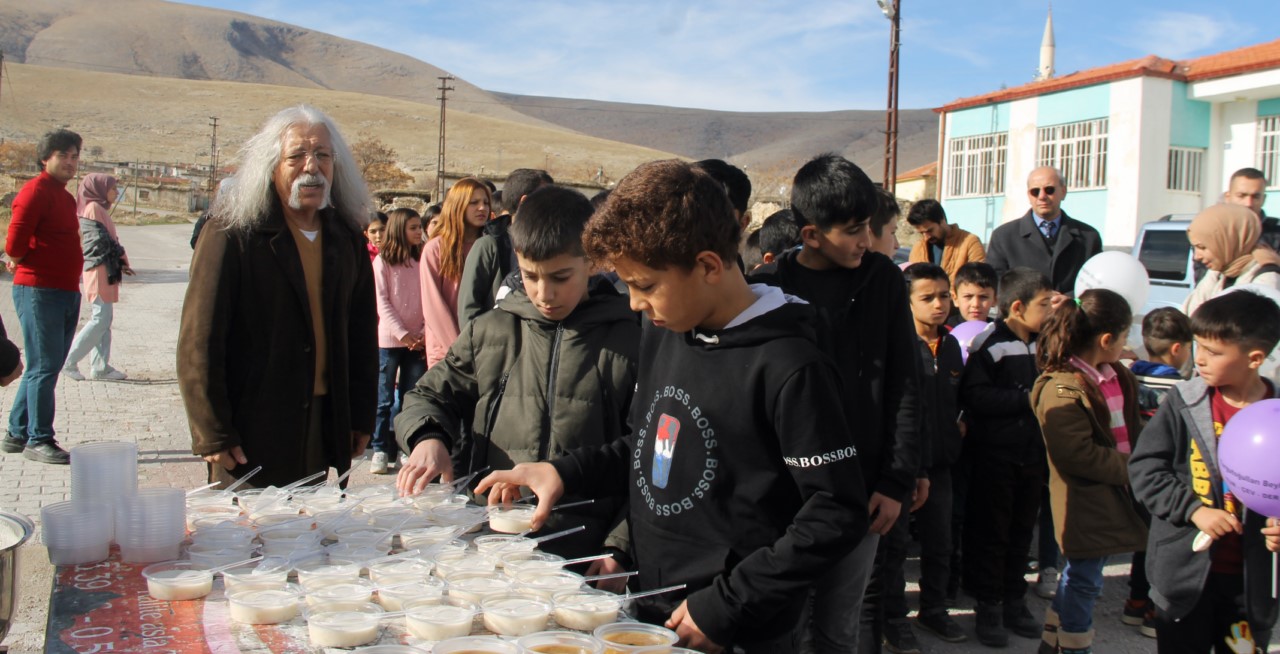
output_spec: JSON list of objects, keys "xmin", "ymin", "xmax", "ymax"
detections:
[
  {"xmin": 486, "ymin": 506, "xmax": 536, "ymax": 534},
  {"xmin": 445, "ymin": 572, "xmax": 511, "ymax": 604},
  {"xmin": 305, "ymin": 578, "xmax": 374, "ymax": 608},
  {"xmin": 434, "ymin": 550, "xmax": 497, "ymax": 580},
  {"xmin": 294, "ymin": 561, "xmax": 361, "ymax": 590},
  {"xmin": 317, "ymin": 513, "xmax": 374, "ymax": 539},
  {"xmin": 325, "ymin": 542, "xmax": 391, "ymax": 564},
  {"xmin": 142, "ymin": 561, "xmax": 214, "ymax": 601},
  {"xmin": 258, "ymin": 528, "xmax": 320, "ymax": 556},
  {"xmin": 592, "ymin": 623, "xmax": 679, "ymax": 653},
  {"xmin": 517, "ymin": 631, "xmax": 607, "ymax": 654},
  {"xmin": 501, "ymin": 551, "xmax": 566, "ymax": 578},
  {"xmin": 223, "ymin": 564, "xmax": 290, "ymax": 592},
  {"xmin": 553, "ymin": 589, "xmax": 623, "ymax": 631},
  {"xmin": 376, "ymin": 576, "xmax": 446, "ymax": 611},
  {"xmin": 514, "ymin": 569, "xmax": 586, "ymax": 600},
  {"xmin": 304, "ymin": 602, "xmax": 384, "ymax": 648},
  {"xmin": 630, "ymin": 648, "xmax": 702, "ymax": 654},
  {"xmin": 480, "ymin": 592, "xmax": 553, "ymax": 636},
  {"xmin": 252, "ymin": 511, "xmax": 309, "ymax": 530},
  {"xmin": 399, "ymin": 525, "xmax": 464, "ymax": 550},
  {"xmin": 348, "ymin": 646, "xmax": 430, "ymax": 654},
  {"xmin": 227, "ymin": 584, "xmax": 303, "ymax": 624},
  {"xmin": 431, "ymin": 636, "xmax": 522, "ymax": 654},
  {"xmin": 189, "ymin": 524, "xmax": 255, "ymax": 549},
  {"xmin": 367, "ymin": 558, "xmax": 433, "ymax": 585},
  {"xmin": 186, "ymin": 504, "xmax": 242, "ymax": 531},
  {"xmin": 186, "ymin": 543, "xmax": 255, "ymax": 568},
  {"xmin": 473, "ymin": 534, "xmax": 537, "ymax": 559},
  {"xmin": 332, "ymin": 524, "xmax": 393, "ymax": 547},
  {"xmin": 186, "ymin": 489, "xmax": 239, "ymax": 509},
  {"xmin": 430, "ymin": 505, "xmax": 488, "ymax": 532},
  {"xmin": 402, "ymin": 596, "xmax": 478, "ymax": 640}
]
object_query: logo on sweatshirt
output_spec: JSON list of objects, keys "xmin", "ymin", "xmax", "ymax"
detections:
[{"xmin": 652, "ymin": 414, "xmax": 680, "ymax": 489}]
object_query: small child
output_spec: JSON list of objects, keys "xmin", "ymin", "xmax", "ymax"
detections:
[
  {"xmin": 476, "ymin": 160, "xmax": 869, "ymax": 652},
  {"xmin": 758, "ymin": 209, "xmax": 800, "ymax": 265},
  {"xmin": 423, "ymin": 203, "xmax": 443, "ymax": 239},
  {"xmin": 1031, "ymin": 288, "xmax": 1149, "ymax": 654},
  {"xmin": 1130, "ymin": 291, "xmax": 1280, "ymax": 653},
  {"xmin": 879, "ymin": 263, "xmax": 968, "ymax": 649},
  {"xmin": 371, "ymin": 208, "xmax": 427, "ymax": 474},
  {"xmin": 949, "ymin": 261, "xmax": 999, "ymax": 325},
  {"xmin": 1133, "ymin": 307, "xmax": 1193, "ymax": 417},
  {"xmin": 365, "ymin": 211, "xmax": 387, "ymax": 261},
  {"xmin": 959, "ymin": 267, "xmax": 1054, "ymax": 647}
]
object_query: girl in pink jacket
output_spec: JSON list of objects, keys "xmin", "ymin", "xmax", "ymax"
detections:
[{"xmin": 372, "ymin": 208, "xmax": 426, "ymax": 474}]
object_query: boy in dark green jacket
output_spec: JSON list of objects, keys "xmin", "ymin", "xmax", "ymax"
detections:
[{"xmin": 394, "ymin": 185, "xmax": 638, "ymax": 569}]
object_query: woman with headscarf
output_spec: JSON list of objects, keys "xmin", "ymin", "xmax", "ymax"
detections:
[
  {"xmin": 63, "ymin": 173, "xmax": 132, "ymax": 381},
  {"xmin": 1182, "ymin": 203, "xmax": 1280, "ymax": 317}
]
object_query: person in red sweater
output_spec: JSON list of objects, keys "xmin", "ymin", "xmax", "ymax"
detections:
[{"xmin": 1, "ymin": 129, "xmax": 86, "ymax": 465}]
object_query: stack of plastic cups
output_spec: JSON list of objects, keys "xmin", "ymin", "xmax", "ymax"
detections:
[
  {"xmin": 42, "ymin": 501, "xmax": 112, "ymax": 565},
  {"xmin": 116, "ymin": 488, "xmax": 186, "ymax": 563},
  {"xmin": 70, "ymin": 441, "xmax": 139, "ymax": 544}
]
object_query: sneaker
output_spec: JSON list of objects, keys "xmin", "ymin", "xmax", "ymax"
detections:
[
  {"xmin": 1121, "ymin": 598, "xmax": 1149, "ymax": 626},
  {"xmin": 917, "ymin": 611, "xmax": 967, "ymax": 643},
  {"xmin": 1, "ymin": 434, "xmax": 25, "ymax": 454},
  {"xmin": 883, "ymin": 618, "xmax": 921, "ymax": 654},
  {"xmin": 23, "ymin": 440, "xmax": 70, "ymax": 465},
  {"xmin": 975, "ymin": 602, "xmax": 1009, "ymax": 648},
  {"xmin": 1004, "ymin": 598, "xmax": 1043, "ymax": 639},
  {"xmin": 398, "ymin": 453, "xmax": 410, "ymax": 468},
  {"xmin": 62, "ymin": 367, "xmax": 84, "ymax": 381},
  {"xmin": 1140, "ymin": 607, "xmax": 1157, "ymax": 638},
  {"xmin": 90, "ymin": 368, "xmax": 127, "ymax": 381},
  {"xmin": 1034, "ymin": 566, "xmax": 1059, "ymax": 599},
  {"xmin": 370, "ymin": 451, "xmax": 389, "ymax": 474}
]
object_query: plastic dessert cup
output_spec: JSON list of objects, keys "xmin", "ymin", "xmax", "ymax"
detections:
[
  {"xmin": 294, "ymin": 561, "xmax": 361, "ymax": 590},
  {"xmin": 446, "ymin": 572, "xmax": 512, "ymax": 604},
  {"xmin": 142, "ymin": 561, "xmax": 214, "ymax": 601},
  {"xmin": 304, "ymin": 602, "xmax": 384, "ymax": 648},
  {"xmin": 227, "ymin": 585, "xmax": 303, "ymax": 624},
  {"xmin": 517, "ymin": 631, "xmax": 607, "ymax": 654},
  {"xmin": 402, "ymin": 596, "xmax": 478, "ymax": 640},
  {"xmin": 480, "ymin": 593, "xmax": 553, "ymax": 637},
  {"xmin": 501, "ymin": 551, "xmax": 565, "ymax": 577},
  {"xmin": 473, "ymin": 534, "xmax": 537, "ymax": 559},
  {"xmin": 376, "ymin": 576, "xmax": 446, "ymax": 611},
  {"xmin": 431, "ymin": 636, "xmax": 522, "ymax": 654},
  {"xmin": 553, "ymin": 589, "xmax": 623, "ymax": 631},
  {"xmin": 434, "ymin": 550, "xmax": 497, "ymax": 580},
  {"xmin": 592, "ymin": 623, "xmax": 679, "ymax": 653},
  {"xmin": 304, "ymin": 579, "xmax": 374, "ymax": 608},
  {"xmin": 223, "ymin": 564, "xmax": 290, "ymax": 592},
  {"xmin": 486, "ymin": 506, "xmax": 536, "ymax": 534},
  {"xmin": 514, "ymin": 569, "xmax": 586, "ymax": 600}
]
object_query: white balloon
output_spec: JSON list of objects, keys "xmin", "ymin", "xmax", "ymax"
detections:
[
  {"xmin": 1073, "ymin": 251, "xmax": 1150, "ymax": 312},
  {"xmin": 1214, "ymin": 283, "xmax": 1280, "ymax": 382}
]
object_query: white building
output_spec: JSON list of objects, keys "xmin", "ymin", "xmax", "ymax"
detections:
[{"xmin": 935, "ymin": 37, "xmax": 1280, "ymax": 248}]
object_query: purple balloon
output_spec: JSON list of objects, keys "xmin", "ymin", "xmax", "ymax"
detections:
[
  {"xmin": 949, "ymin": 320, "xmax": 988, "ymax": 364},
  {"xmin": 1219, "ymin": 398, "xmax": 1280, "ymax": 518}
]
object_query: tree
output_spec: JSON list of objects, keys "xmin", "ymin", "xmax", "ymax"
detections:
[
  {"xmin": 88, "ymin": 145, "xmax": 104, "ymax": 158},
  {"xmin": 351, "ymin": 134, "xmax": 414, "ymax": 190},
  {"xmin": 0, "ymin": 141, "xmax": 37, "ymax": 173}
]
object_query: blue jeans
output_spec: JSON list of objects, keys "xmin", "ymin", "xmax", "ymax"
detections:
[
  {"xmin": 1051, "ymin": 556, "xmax": 1107, "ymax": 633},
  {"xmin": 9, "ymin": 286, "xmax": 80, "ymax": 444},
  {"xmin": 65, "ymin": 298, "xmax": 115, "ymax": 375},
  {"xmin": 373, "ymin": 347, "xmax": 426, "ymax": 456}
]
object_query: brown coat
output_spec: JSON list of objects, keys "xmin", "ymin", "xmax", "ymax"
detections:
[
  {"xmin": 908, "ymin": 225, "xmax": 985, "ymax": 282},
  {"xmin": 1030, "ymin": 366, "xmax": 1148, "ymax": 559},
  {"xmin": 178, "ymin": 206, "xmax": 378, "ymax": 489}
]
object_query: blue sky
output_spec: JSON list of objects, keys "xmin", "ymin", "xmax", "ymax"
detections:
[{"xmin": 183, "ymin": 0, "xmax": 1278, "ymax": 112}]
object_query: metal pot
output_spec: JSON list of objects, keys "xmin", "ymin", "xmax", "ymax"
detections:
[{"xmin": 0, "ymin": 511, "xmax": 34, "ymax": 645}]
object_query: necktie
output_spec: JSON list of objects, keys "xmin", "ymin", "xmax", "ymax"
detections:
[{"xmin": 1040, "ymin": 220, "xmax": 1058, "ymax": 241}]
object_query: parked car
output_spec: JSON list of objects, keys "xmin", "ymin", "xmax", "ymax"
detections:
[{"xmin": 1127, "ymin": 214, "xmax": 1195, "ymax": 356}]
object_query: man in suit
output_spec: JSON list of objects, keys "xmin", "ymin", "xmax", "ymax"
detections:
[{"xmin": 986, "ymin": 166, "xmax": 1103, "ymax": 295}]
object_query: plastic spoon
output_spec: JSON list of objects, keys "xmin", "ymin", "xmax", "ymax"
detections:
[
  {"xmin": 558, "ymin": 553, "xmax": 614, "ymax": 567},
  {"xmin": 281, "ymin": 470, "xmax": 328, "ymax": 493},
  {"xmin": 552, "ymin": 499, "xmax": 596, "ymax": 511},
  {"xmin": 328, "ymin": 458, "xmax": 366, "ymax": 488},
  {"xmin": 360, "ymin": 549, "xmax": 424, "ymax": 568},
  {"xmin": 623, "ymin": 583, "xmax": 688, "ymax": 601},
  {"xmin": 186, "ymin": 482, "xmax": 220, "ymax": 496},
  {"xmin": 224, "ymin": 466, "xmax": 263, "ymax": 493},
  {"xmin": 531, "ymin": 525, "xmax": 586, "ymax": 544},
  {"xmin": 583, "ymin": 571, "xmax": 638, "ymax": 583},
  {"xmin": 449, "ymin": 467, "xmax": 491, "ymax": 491}
]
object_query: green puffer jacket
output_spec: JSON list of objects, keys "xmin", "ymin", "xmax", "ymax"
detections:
[{"xmin": 395, "ymin": 275, "xmax": 640, "ymax": 559}]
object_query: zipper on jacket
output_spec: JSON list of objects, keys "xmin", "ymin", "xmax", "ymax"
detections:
[
  {"xmin": 477, "ymin": 372, "xmax": 512, "ymax": 476},
  {"xmin": 539, "ymin": 323, "xmax": 565, "ymax": 460}
]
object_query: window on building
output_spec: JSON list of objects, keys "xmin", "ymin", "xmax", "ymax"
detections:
[
  {"xmin": 138, "ymin": 190, "xmax": 151, "ymax": 201},
  {"xmin": 946, "ymin": 132, "xmax": 1008, "ymax": 198},
  {"xmin": 1037, "ymin": 118, "xmax": 1109, "ymax": 190},
  {"xmin": 1167, "ymin": 147, "xmax": 1204, "ymax": 193},
  {"xmin": 1259, "ymin": 116, "xmax": 1280, "ymax": 187}
]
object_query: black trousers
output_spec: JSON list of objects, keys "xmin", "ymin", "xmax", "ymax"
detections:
[
  {"xmin": 962, "ymin": 455, "xmax": 1044, "ymax": 603},
  {"xmin": 883, "ymin": 466, "xmax": 955, "ymax": 618},
  {"xmin": 1156, "ymin": 572, "xmax": 1271, "ymax": 653}
]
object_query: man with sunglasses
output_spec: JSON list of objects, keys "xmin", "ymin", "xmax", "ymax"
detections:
[{"xmin": 986, "ymin": 166, "xmax": 1103, "ymax": 295}]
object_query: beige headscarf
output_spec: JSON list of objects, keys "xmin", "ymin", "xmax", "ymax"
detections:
[{"xmin": 1187, "ymin": 203, "xmax": 1280, "ymax": 278}]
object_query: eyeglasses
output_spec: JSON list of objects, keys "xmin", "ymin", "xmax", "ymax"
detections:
[{"xmin": 1028, "ymin": 186, "xmax": 1056, "ymax": 197}]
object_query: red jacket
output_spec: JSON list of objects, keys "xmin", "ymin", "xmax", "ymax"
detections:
[{"xmin": 6, "ymin": 172, "xmax": 84, "ymax": 292}]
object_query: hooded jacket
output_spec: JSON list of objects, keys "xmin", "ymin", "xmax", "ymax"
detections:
[
  {"xmin": 749, "ymin": 250, "xmax": 922, "ymax": 502},
  {"xmin": 959, "ymin": 320, "xmax": 1044, "ymax": 464},
  {"xmin": 918, "ymin": 327, "xmax": 964, "ymax": 470},
  {"xmin": 396, "ymin": 276, "xmax": 639, "ymax": 557},
  {"xmin": 1031, "ymin": 366, "xmax": 1148, "ymax": 559},
  {"xmin": 1129, "ymin": 377, "xmax": 1278, "ymax": 629},
  {"xmin": 551, "ymin": 291, "xmax": 870, "ymax": 647}
]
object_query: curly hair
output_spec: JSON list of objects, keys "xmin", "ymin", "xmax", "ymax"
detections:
[{"xmin": 583, "ymin": 159, "xmax": 739, "ymax": 270}]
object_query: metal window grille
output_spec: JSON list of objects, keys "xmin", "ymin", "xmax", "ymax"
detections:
[
  {"xmin": 1037, "ymin": 118, "xmax": 1109, "ymax": 189},
  {"xmin": 1167, "ymin": 147, "xmax": 1204, "ymax": 193},
  {"xmin": 1258, "ymin": 116, "xmax": 1280, "ymax": 186},
  {"xmin": 946, "ymin": 132, "xmax": 1008, "ymax": 198}
]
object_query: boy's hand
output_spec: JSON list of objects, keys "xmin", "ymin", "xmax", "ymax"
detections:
[
  {"xmin": 586, "ymin": 557, "xmax": 629, "ymax": 593},
  {"xmin": 474, "ymin": 462, "xmax": 564, "ymax": 531},
  {"xmin": 868, "ymin": 492, "xmax": 903, "ymax": 535},
  {"xmin": 397, "ymin": 438, "xmax": 454, "ymax": 497},
  {"xmin": 1190, "ymin": 506, "xmax": 1243, "ymax": 539},
  {"xmin": 666, "ymin": 601, "xmax": 723, "ymax": 653},
  {"xmin": 1264, "ymin": 518, "xmax": 1280, "ymax": 553},
  {"xmin": 910, "ymin": 478, "xmax": 930, "ymax": 513}
]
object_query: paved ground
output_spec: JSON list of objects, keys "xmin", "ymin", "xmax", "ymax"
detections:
[{"xmin": 0, "ymin": 224, "xmax": 1247, "ymax": 653}]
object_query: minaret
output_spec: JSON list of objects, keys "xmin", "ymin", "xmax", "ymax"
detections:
[{"xmin": 1037, "ymin": 6, "xmax": 1055, "ymax": 81}]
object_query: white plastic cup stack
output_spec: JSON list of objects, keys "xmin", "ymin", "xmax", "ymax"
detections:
[
  {"xmin": 70, "ymin": 441, "xmax": 138, "ymax": 543},
  {"xmin": 42, "ymin": 501, "xmax": 112, "ymax": 565},
  {"xmin": 116, "ymin": 488, "xmax": 186, "ymax": 563}
]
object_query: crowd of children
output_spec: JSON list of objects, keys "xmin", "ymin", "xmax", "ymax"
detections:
[{"xmin": 353, "ymin": 152, "xmax": 1280, "ymax": 654}]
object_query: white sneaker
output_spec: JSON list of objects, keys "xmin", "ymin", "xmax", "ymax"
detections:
[
  {"xmin": 370, "ymin": 451, "xmax": 389, "ymax": 474},
  {"xmin": 62, "ymin": 367, "xmax": 85, "ymax": 381},
  {"xmin": 1034, "ymin": 566, "xmax": 1059, "ymax": 599},
  {"xmin": 398, "ymin": 454, "xmax": 409, "ymax": 468},
  {"xmin": 90, "ymin": 368, "xmax": 127, "ymax": 381}
]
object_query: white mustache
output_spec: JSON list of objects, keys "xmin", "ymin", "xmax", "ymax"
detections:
[{"xmin": 287, "ymin": 173, "xmax": 331, "ymax": 210}]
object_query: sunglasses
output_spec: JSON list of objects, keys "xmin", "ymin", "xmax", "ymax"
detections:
[{"xmin": 1028, "ymin": 186, "xmax": 1056, "ymax": 197}]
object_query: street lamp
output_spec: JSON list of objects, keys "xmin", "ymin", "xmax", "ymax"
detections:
[{"xmin": 879, "ymin": 0, "xmax": 901, "ymax": 195}]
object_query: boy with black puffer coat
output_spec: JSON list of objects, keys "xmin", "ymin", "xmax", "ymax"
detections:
[
  {"xmin": 1130, "ymin": 291, "xmax": 1280, "ymax": 654},
  {"xmin": 477, "ymin": 160, "xmax": 869, "ymax": 653},
  {"xmin": 959, "ymin": 267, "xmax": 1055, "ymax": 647},
  {"xmin": 394, "ymin": 185, "xmax": 638, "ymax": 571}
]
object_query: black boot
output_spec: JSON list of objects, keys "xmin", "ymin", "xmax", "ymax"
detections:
[
  {"xmin": 975, "ymin": 601, "xmax": 1009, "ymax": 647},
  {"xmin": 1003, "ymin": 597, "xmax": 1042, "ymax": 639}
]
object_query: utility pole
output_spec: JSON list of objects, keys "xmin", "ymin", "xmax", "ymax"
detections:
[
  {"xmin": 208, "ymin": 116, "xmax": 219, "ymax": 196},
  {"xmin": 435, "ymin": 75, "xmax": 455, "ymax": 203},
  {"xmin": 133, "ymin": 160, "xmax": 139, "ymax": 220},
  {"xmin": 879, "ymin": 0, "xmax": 902, "ymax": 195}
]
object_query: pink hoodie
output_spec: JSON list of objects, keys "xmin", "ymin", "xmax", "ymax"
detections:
[
  {"xmin": 373, "ymin": 254, "xmax": 425, "ymax": 349},
  {"xmin": 419, "ymin": 237, "xmax": 474, "ymax": 367}
]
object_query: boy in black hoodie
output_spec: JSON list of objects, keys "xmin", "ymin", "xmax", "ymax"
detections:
[
  {"xmin": 477, "ymin": 160, "xmax": 869, "ymax": 653},
  {"xmin": 748, "ymin": 153, "xmax": 921, "ymax": 653},
  {"xmin": 959, "ymin": 267, "xmax": 1054, "ymax": 647}
]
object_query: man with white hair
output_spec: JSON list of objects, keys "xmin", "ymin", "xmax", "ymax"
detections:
[{"xmin": 178, "ymin": 105, "xmax": 378, "ymax": 489}]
